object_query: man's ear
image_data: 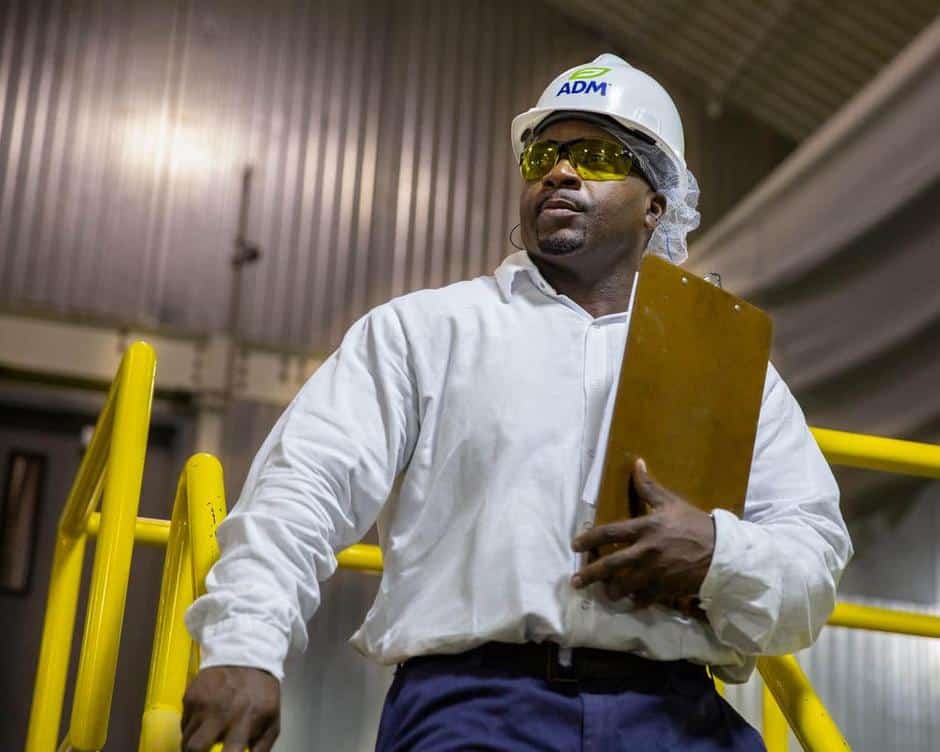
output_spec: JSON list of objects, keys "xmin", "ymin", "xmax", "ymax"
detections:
[{"xmin": 645, "ymin": 192, "xmax": 666, "ymax": 231}]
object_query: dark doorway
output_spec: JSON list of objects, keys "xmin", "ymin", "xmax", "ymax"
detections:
[{"xmin": 0, "ymin": 387, "xmax": 191, "ymax": 750}]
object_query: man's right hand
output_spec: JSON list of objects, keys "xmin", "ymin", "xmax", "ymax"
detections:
[{"xmin": 181, "ymin": 666, "xmax": 281, "ymax": 752}]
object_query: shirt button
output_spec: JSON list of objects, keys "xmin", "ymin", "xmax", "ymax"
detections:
[
  {"xmin": 587, "ymin": 449, "xmax": 595, "ymax": 458},
  {"xmin": 581, "ymin": 600, "xmax": 591, "ymax": 611},
  {"xmin": 581, "ymin": 521, "xmax": 592, "ymax": 531}
]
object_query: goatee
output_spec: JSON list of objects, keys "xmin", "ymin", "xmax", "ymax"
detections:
[{"xmin": 537, "ymin": 230, "xmax": 585, "ymax": 255}]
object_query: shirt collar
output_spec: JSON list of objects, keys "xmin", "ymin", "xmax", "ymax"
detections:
[
  {"xmin": 494, "ymin": 251, "xmax": 559, "ymax": 301},
  {"xmin": 494, "ymin": 252, "xmax": 638, "ymax": 321}
]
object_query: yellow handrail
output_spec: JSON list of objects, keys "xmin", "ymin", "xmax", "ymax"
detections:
[
  {"xmin": 828, "ymin": 601, "xmax": 940, "ymax": 638},
  {"xmin": 758, "ymin": 656, "xmax": 850, "ymax": 751},
  {"xmin": 763, "ymin": 682, "xmax": 789, "ymax": 752},
  {"xmin": 87, "ymin": 512, "xmax": 173, "ymax": 548},
  {"xmin": 811, "ymin": 427, "xmax": 940, "ymax": 479},
  {"xmin": 760, "ymin": 427, "xmax": 940, "ymax": 749},
  {"xmin": 337, "ymin": 543, "xmax": 384, "ymax": 573},
  {"xmin": 139, "ymin": 454, "xmax": 228, "ymax": 752},
  {"xmin": 26, "ymin": 341, "xmax": 156, "ymax": 752}
]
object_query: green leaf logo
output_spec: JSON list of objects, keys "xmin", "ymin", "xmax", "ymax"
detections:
[{"xmin": 569, "ymin": 66, "xmax": 611, "ymax": 80}]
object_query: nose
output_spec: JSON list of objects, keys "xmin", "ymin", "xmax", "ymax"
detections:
[{"xmin": 541, "ymin": 157, "xmax": 582, "ymax": 189}]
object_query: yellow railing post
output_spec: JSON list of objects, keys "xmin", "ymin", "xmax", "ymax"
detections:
[
  {"xmin": 26, "ymin": 530, "xmax": 88, "ymax": 751},
  {"xmin": 763, "ymin": 681, "xmax": 789, "ymax": 752},
  {"xmin": 139, "ymin": 454, "xmax": 227, "ymax": 752},
  {"xmin": 758, "ymin": 655, "xmax": 850, "ymax": 751},
  {"xmin": 26, "ymin": 341, "xmax": 156, "ymax": 752},
  {"xmin": 69, "ymin": 342, "xmax": 156, "ymax": 751}
]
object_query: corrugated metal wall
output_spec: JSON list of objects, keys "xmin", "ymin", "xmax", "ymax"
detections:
[{"xmin": 0, "ymin": 0, "xmax": 792, "ymax": 353}]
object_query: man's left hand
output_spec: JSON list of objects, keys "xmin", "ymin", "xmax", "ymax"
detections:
[{"xmin": 571, "ymin": 458, "xmax": 715, "ymax": 611}]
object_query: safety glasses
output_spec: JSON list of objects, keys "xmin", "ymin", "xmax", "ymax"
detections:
[{"xmin": 519, "ymin": 138, "xmax": 649, "ymax": 183}]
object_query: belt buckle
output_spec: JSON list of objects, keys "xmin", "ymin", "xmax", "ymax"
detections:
[{"xmin": 546, "ymin": 644, "xmax": 579, "ymax": 684}]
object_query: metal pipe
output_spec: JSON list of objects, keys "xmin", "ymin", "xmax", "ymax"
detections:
[
  {"xmin": 336, "ymin": 544, "xmax": 384, "ymax": 574},
  {"xmin": 25, "ymin": 533, "xmax": 88, "ymax": 752},
  {"xmin": 69, "ymin": 342, "xmax": 156, "ymax": 751},
  {"xmin": 25, "ymin": 342, "xmax": 156, "ymax": 752},
  {"xmin": 139, "ymin": 454, "xmax": 227, "ymax": 752},
  {"xmin": 812, "ymin": 427, "xmax": 940, "ymax": 479},
  {"xmin": 828, "ymin": 602, "xmax": 940, "ymax": 638},
  {"xmin": 87, "ymin": 512, "xmax": 171, "ymax": 547},
  {"xmin": 763, "ymin": 682, "xmax": 789, "ymax": 752},
  {"xmin": 757, "ymin": 655, "xmax": 851, "ymax": 751},
  {"xmin": 224, "ymin": 165, "xmax": 261, "ymax": 405}
]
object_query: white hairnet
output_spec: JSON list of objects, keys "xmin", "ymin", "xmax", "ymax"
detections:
[{"xmin": 618, "ymin": 130, "xmax": 700, "ymax": 265}]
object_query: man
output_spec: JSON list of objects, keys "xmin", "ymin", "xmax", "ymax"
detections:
[{"xmin": 182, "ymin": 54, "xmax": 852, "ymax": 751}]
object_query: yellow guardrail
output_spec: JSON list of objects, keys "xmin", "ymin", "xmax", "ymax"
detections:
[
  {"xmin": 811, "ymin": 427, "xmax": 940, "ymax": 479},
  {"xmin": 24, "ymin": 342, "xmax": 231, "ymax": 751},
  {"xmin": 758, "ymin": 655, "xmax": 851, "ymax": 751},
  {"xmin": 25, "ymin": 341, "xmax": 940, "ymax": 752},
  {"xmin": 762, "ymin": 679, "xmax": 789, "ymax": 752},
  {"xmin": 756, "ymin": 426, "xmax": 940, "ymax": 751},
  {"xmin": 138, "ymin": 453, "xmax": 228, "ymax": 752},
  {"xmin": 828, "ymin": 601, "xmax": 940, "ymax": 638},
  {"xmin": 26, "ymin": 342, "xmax": 156, "ymax": 752}
]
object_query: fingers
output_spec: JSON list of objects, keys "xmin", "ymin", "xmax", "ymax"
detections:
[
  {"xmin": 631, "ymin": 457, "xmax": 672, "ymax": 509},
  {"xmin": 251, "ymin": 721, "xmax": 281, "ymax": 752},
  {"xmin": 221, "ymin": 717, "xmax": 253, "ymax": 752},
  {"xmin": 219, "ymin": 713, "xmax": 279, "ymax": 752},
  {"xmin": 181, "ymin": 667, "xmax": 281, "ymax": 752},
  {"xmin": 183, "ymin": 716, "xmax": 226, "ymax": 752},
  {"xmin": 185, "ymin": 715, "xmax": 276, "ymax": 752},
  {"xmin": 571, "ymin": 543, "xmax": 652, "ymax": 589},
  {"xmin": 572, "ymin": 516, "xmax": 651, "ymax": 553}
]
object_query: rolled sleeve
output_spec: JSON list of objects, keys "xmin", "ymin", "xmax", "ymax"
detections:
[
  {"xmin": 185, "ymin": 303, "xmax": 420, "ymax": 679},
  {"xmin": 697, "ymin": 364, "xmax": 853, "ymax": 656}
]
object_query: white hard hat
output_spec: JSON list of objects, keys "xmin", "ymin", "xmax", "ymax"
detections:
[
  {"xmin": 511, "ymin": 53, "xmax": 687, "ymax": 193},
  {"xmin": 511, "ymin": 53, "xmax": 700, "ymax": 264}
]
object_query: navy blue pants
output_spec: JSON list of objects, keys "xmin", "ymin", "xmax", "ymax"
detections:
[{"xmin": 375, "ymin": 648, "xmax": 765, "ymax": 751}]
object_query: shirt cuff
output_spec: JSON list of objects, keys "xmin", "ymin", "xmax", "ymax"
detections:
[
  {"xmin": 195, "ymin": 616, "xmax": 290, "ymax": 681},
  {"xmin": 697, "ymin": 508, "xmax": 741, "ymax": 610}
]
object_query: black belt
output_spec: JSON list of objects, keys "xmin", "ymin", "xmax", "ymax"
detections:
[{"xmin": 404, "ymin": 642, "xmax": 710, "ymax": 688}]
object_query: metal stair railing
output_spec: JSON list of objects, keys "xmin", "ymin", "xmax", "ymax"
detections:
[
  {"xmin": 26, "ymin": 342, "xmax": 156, "ymax": 752},
  {"xmin": 26, "ymin": 341, "xmax": 940, "ymax": 751}
]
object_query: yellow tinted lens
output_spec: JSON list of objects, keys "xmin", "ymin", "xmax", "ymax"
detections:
[
  {"xmin": 520, "ymin": 141, "xmax": 558, "ymax": 181},
  {"xmin": 569, "ymin": 139, "xmax": 633, "ymax": 181}
]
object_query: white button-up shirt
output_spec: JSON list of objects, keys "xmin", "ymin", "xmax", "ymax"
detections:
[{"xmin": 187, "ymin": 251, "xmax": 853, "ymax": 683}]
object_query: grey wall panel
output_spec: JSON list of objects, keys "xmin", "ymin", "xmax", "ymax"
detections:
[{"xmin": 0, "ymin": 0, "xmax": 792, "ymax": 353}]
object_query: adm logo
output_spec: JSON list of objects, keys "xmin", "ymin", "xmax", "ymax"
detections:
[{"xmin": 556, "ymin": 66, "xmax": 611, "ymax": 96}]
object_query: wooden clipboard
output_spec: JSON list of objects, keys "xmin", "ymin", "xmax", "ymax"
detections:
[{"xmin": 593, "ymin": 254, "xmax": 772, "ymax": 530}]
